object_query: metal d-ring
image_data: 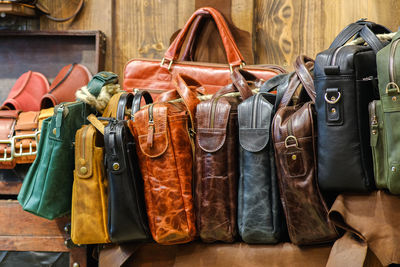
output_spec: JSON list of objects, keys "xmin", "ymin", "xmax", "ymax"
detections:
[
  {"xmin": 160, "ymin": 58, "xmax": 173, "ymax": 71},
  {"xmin": 385, "ymin": 82, "xmax": 400, "ymax": 94},
  {"xmin": 324, "ymin": 91, "xmax": 341, "ymax": 104},
  {"xmin": 284, "ymin": 135, "xmax": 298, "ymax": 148}
]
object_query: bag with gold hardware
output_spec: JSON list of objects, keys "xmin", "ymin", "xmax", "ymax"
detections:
[
  {"xmin": 0, "ymin": 110, "xmax": 20, "ymax": 169},
  {"xmin": 14, "ymin": 111, "xmax": 40, "ymax": 164},
  {"xmin": 71, "ymin": 92, "xmax": 124, "ymax": 245},
  {"xmin": 272, "ymin": 56, "xmax": 338, "ymax": 245},
  {"xmin": 128, "ymin": 74, "xmax": 200, "ymax": 245},
  {"xmin": 18, "ymin": 71, "xmax": 118, "ymax": 220}
]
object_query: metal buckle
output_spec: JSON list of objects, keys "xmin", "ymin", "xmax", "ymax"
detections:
[
  {"xmin": 284, "ymin": 135, "xmax": 298, "ymax": 148},
  {"xmin": 160, "ymin": 58, "xmax": 173, "ymax": 71},
  {"xmin": 324, "ymin": 92, "xmax": 341, "ymax": 104},
  {"xmin": 0, "ymin": 139, "xmax": 14, "ymax": 162},
  {"xmin": 385, "ymin": 82, "xmax": 400, "ymax": 94},
  {"xmin": 13, "ymin": 131, "xmax": 40, "ymax": 157}
]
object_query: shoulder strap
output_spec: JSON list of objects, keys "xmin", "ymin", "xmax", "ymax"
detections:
[
  {"xmin": 131, "ymin": 91, "xmax": 153, "ymax": 121},
  {"xmin": 211, "ymin": 69, "xmax": 254, "ymax": 100},
  {"xmin": 116, "ymin": 93, "xmax": 133, "ymax": 120},
  {"xmin": 294, "ymin": 55, "xmax": 315, "ymax": 102},
  {"xmin": 102, "ymin": 92, "xmax": 124, "ymax": 118}
]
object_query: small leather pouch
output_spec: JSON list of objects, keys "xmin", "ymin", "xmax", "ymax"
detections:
[
  {"xmin": 40, "ymin": 63, "xmax": 92, "ymax": 109},
  {"xmin": 14, "ymin": 111, "xmax": 40, "ymax": 164},
  {"xmin": 0, "ymin": 110, "xmax": 20, "ymax": 169},
  {"xmin": 2, "ymin": 71, "xmax": 49, "ymax": 111}
]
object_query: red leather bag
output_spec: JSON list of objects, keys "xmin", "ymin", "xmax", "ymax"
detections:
[
  {"xmin": 40, "ymin": 63, "xmax": 92, "ymax": 109},
  {"xmin": 123, "ymin": 7, "xmax": 284, "ymax": 96},
  {"xmin": 2, "ymin": 71, "xmax": 49, "ymax": 111}
]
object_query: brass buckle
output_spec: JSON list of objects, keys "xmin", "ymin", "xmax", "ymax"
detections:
[
  {"xmin": 0, "ymin": 139, "xmax": 14, "ymax": 162},
  {"xmin": 229, "ymin": 61, "xmax": 246, "ymax": 74},
  {"xmin": 160, "ymin": 58, "xmax": 173, "ymax": 71},
  {"xmin": 385, "ymin": 82, "xmax": 400, "ymax": 94},
  {"xmin": 284, "ymin": 135, "xmax": 298, "ymax": 148},
  {"xmin": 13, "ymin": 131, "xmax": 40, "ymax": 158},
  {"xmin": 324, "ymin": 92, "xmax": 341, "ymax": 104}
]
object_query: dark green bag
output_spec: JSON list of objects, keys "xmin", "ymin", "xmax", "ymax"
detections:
[
  {"xmin": 18, "ymin": 71, "xmax": 118, "ymax": 219},
  {"xmin": 372, "ymin": 32, "xmax": 400, "ymax": 194}
]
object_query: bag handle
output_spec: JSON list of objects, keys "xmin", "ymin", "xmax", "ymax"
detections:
[
  {"xmin": 180, "ymin": 15, "xmax": 203, "ymax": 61},
  {"xmin": 131, "ymin": 90, "xmax": 153, "ymax": 121},
  {"xmin": 116, "ymin": 92, "xmax": 134, "ymax": 120},
  {"xmin": 294, "ymin": 55, "xmax": 315, "ymax": 102},
  {"xmin": 211, "ymin": 69, "xmax": 255, "ymax": 100},
  {"xmin": 102, "ymin": 92, "xmax": 125, "ymax": 118},
  {"xmin": 329, "ymin": 20, "xmax": 391, "ymax": 53},
  {"xmin": 163, "ymin": 7, "xmax": 245, "ymax": 68},
  {"xmin": 86, "ymin": 71, "xmax": 118, "ymax": 98}
]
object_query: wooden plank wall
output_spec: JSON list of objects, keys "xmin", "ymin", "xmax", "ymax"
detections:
[{"xmin": 40, "ymin": 0, "xmax": 400, "ymax": 75}]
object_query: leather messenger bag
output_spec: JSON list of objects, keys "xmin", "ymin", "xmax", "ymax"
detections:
[{"xmin": 123, "ymin": 7, "xmax": 284, "ymax": 97}]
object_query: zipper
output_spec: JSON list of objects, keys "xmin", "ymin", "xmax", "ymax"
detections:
[
  {"xmin": 331, "ymin": 46, "xmax": 346, "ymax": 66},
  {"xmin": 209, "ymin": 96, "xmax": 223, "ymax": 128},
  {"xmin": 252, "ymin": 93, "xmax": 263, "ymax": 128},
  {"xmin": 369, "ymin": 100, "xmax": 378, "ymax": 129},
  {"xmin": 147, "ymin": 104, "xmax": 155, "ymax": 148},
  {"xmin": 389, "ymin": 39, "xmax": 400, "ymax": 84}
]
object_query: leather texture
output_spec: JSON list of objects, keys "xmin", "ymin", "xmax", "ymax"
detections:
[
  {"xmin": 128, "ymin": 74, "xmax": 200, "ymax": 245},
  {"xmin": 314, "ymin": 21, "xmax": 389, "ymax": 192},
  {"xmin": 40, "ymin": 63, "xmax": 92, "ymax": 109},
  {"xmin": 18, "ymin": 71, "xmax": 118, "ymax": 220},
  {"xmin": 372, "ymin": 31, "xmax": 400, "ymax": 194},
  {"xmin": 237, "ymin": 71, "xmax": 285, "ymax": 244},
  {"xmin": 38, "ymin": 108, "xmax": 54, "ymax": 130},
  {"xmin": 14, "ymin": 111, "xmax": 39, "ymax": 164},
  {"xmin": 195, "ymin": 70, "xmax": 254, "ymax": 243},
  {"xmin": 104, "ymin": 92, "xmax": 152, "ymax": 243},
  {"xmin": 0, "ymin": 110, "xmax": 20, "ymax": 169},
  {"xmin": 273, "ymin": 56, "xmax": 338, "ymax": 245},
  {"xmin": 1, "ymin": 71, "xmax": 49, "ymax": 111},
  {"xmin": 123, "ymin": 7, "xmax": 284, "ymax": 97}
]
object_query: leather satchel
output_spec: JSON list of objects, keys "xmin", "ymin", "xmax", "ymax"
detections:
[
  {"xmin": 195, "ymin": 69, "xmax": 254, "ymax": 243},
  {"xmin": 18, "ymin": 71, "xmax": 118, "ymax": 220},
  {"xmin": 315, "ymin": 20, "xmax": 390, "ymax": 192},
  {"xmin": 0, "ymin": 110, "xmax": 20, "ymax": 169},
  {"xmin": 40, "ymin": 63, "xmax": 92, "ymax": 109},
  {"xmin": 272, "ymin": 56, "xmax": 338, "ymax": 245},
  {"xmin": 371, "ymin": 31, "xmax": 400, "ymax": 194},
  {"xmin": 71, "ymin": 92, "xmax": 123, "ymax": 245},
  {"xmin": 128, "ymin": 74, "xmax": 200, "ymax": 245},
  {"xmin": 104, "ymin": 91, "xmax": 152, "ymax": 243},
  {"xmin": 2, "ymin": 71, "xmax": 49, "ymax": 111},
  {"xmin": 237, "ymin": 72, "xmax": 287, "ymax": 244},
  {"xmin": 123, "ymin": 7, "xmax": 284, "ymax": 97}
]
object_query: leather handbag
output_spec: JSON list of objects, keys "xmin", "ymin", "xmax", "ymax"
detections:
[
  {"xmin": 0, "ymin": 110, "xmax": 20, "ymax": 169},
  {"xmin": 123, "ymin": 7, "xmax": 284, "ymax": 97},
  {"xmin": 18, "ymin": 71, "xmax": 118, "ymax": 220},
  {"xmin": 371, "ymin": 31, "xmax": 400, "ymax": 194},
  {"xmin": 315, "ymin": 20, "xmax": 391, "ymax": 192},
  {"xmin": 128, "ymin": 74, "xmax": 200, "ymax": 245},
  {"xmin": 237, "ymin": 72, "xmax": 287, "ymax": 244},
  {"xmin": 104, "ymin": 91, "xmax": 152, "ymax": 243},
  {"xmin": 40, "ymin": 63, "xmax": 92, "ymax": 109},
  {"xmin": 195, "ymin": 69, "xmax": 254, "ymax": 243},
  {"xmin": 272, "ymin": 56, "xmax": 338, "ymax": 245},
  {"xmin": 71, "ymin": 92, "xmax": 123, "ymax": 245},
  {"xmin": 2, "ymin": 71, "xmax": 49, "ymax": 111},
  {"xmin": 14, "ymin": 111, "xmax": 40, "ymax": 164}
]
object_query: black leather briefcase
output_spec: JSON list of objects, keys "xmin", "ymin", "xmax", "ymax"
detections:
[
  {"xmin": 314, "ymin": 20, "xmax": 390, "ymax": 192},
  {"xmin": 104, "ymin": 92, "xmax": 153, "ymax": 243}
]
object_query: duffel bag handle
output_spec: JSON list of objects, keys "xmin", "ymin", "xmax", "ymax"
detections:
[
  {"xmin": 294, "ymin": 55, "xmax": 315, "ymax": 102},
  {"xmin": 174, "ymin": 74, "xmax": 201, "ymax": 128},
  {"xmin": 116, "ymin": 92, "xmax": 134, "ymax": 120},
  {"xmin": 329, "ymin": 20, "xmax": 391, "ymax": 53},
  {"xmin": 131, "ymin": 91, "xmax": 153, "ymax": 121},
  {"xmin": 163, "ymin": 7, "xmax": 245, "ymax": 68},
  {"xmin": 210, "ymin": 69, "xmax": 255, "ymax": 101}
]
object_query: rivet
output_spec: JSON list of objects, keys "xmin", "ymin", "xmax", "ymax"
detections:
[
  {"xmin": 372, "ymin": 130, "xmax": 377, "ymax": 135},
  {"xmin": 73, "ymin": 263, "xmax": 80, "ymax": 267},
  {"xmin": 291, "ymin": 155, "xmax": 297, "ymax": 160},
  {"xmin": 53, "ymin": 128, "xmax": 57, "ymax": 135},
  {"xmin": 80, "ymin": 166, "xmax": 88, "ymax": 174},
  {"xmin": 392, "ymin": 166, "xmax": 396, "ymax": 172},
  {"xmin": 64, "ymin": 226, "xmax": 68, "ymax": 232},
  {"xmin": 331, "ymin": 108, "xmax": 336, "ymax": 113},
  {"xmin": 330, "ymin": 96, "xmax": 336, "ymax": 101},
  {"xmin": 113, "ymin": 162, "xmax": 120, "ymax": 171},
  {"xmin": 392, "ymin": 96, "xmax": 397, "ymax": 101}
]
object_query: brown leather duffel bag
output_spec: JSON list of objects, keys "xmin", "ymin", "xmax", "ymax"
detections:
[
  {"xmin": 272, "ymin": 55, "xmax": 338, "ymax": 245},
  {"xmin": 128, "ymin": 74, "xmax": 200, "ymax": 245},
  {"xmin": 123, "ymin": 7, "xmax": 284, "ymax": 97}
]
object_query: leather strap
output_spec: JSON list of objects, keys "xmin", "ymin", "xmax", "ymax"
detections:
[
  {"xmin": 211, "ymin": 69, "xmax": 254, "ymax": 100},
  {"xmin": 359, "ymin": 26, "xmax": 385, "ymax": 53},
  {"xmin": 329, "ymin": 23, "xmax": 365, "ymax": 49},
  {"xmin": 164, "ymin": 7, "xmax": 244, "ymax": 66},
  {"xmin": 87, "ymin": 71, "xmax": 118, "ymax": 98},
  {"xmin": 180, "ymin": 15, "xmax": 203, "ymax": 61},
  {"xmin": 102, "ymin": 92, "xmax": 124, "ymax": 118},
  {"xmin": 42, "ymin": 0, "xmax": 85, "ymax": 22},
  {"xmin": 293, "ymin": 55, "xmax": 316, "ymax": 102},
  {"xmin": 116, "ymin": 93, "xmax": 133, "ymax": 120},
  {"xmin": 49, "ymin": 63, "xmax": 76, "ymax": 93},
  {"xmin": 131, "ymin": 91, "xmax": 153, "ymax": 121},
  {"xmin": 87, "ymin": 114, "xmax": 105, "ymax": 135},
  {"xmin": 174, "ymin": 74, "xmax": 201, "ymax": 128},
  {"xmin": 259, "ymin": 73, "xmax": 291, "ymax": 110}
]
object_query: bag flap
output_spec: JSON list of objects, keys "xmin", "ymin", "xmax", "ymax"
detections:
[
  {"xmin": 0, "ymin": 110, "xmax": 20, "ymax": 119},
  {"xmin": 135, "ymin": 104, "xmax": 169, "ymax": 158},
  {"xmin": 75, "ymin": 125, "xmax": 96, "ymax": 179},
  {"xmin": 15, "ymin": 111, "xmax": 39, "ymax": 131},
  {"xmin": 238, "ymin": 94, "xmax": 273, "ymax": 152},
  {"xmin": 196, "ymin": 98, "xmax": 231, "ymax": 153}
]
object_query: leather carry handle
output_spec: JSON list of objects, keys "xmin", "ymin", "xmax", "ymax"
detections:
[
  {"xmin": 102, "ymin": 92, "xmax": 125, "ymax": 118},
  {"xmin": 174, "ymin": 74, "xmax": 201, "ymax": 128},
  {"xmin": 116, "ymin": 92, "xmax": 134, "ymax": 120},
  {"xmin": 131, "ymin": 90, "xmax": 153, "ymax": 121},
  {"xmin": 180, "ymin": 15, "xmax": 203, "ymax": 61},
  {"xmin": 211, "ymin": 69, "xmax": 255, "ymax": 100},
  {"xmin": 294, "ymin": 55, "xmax": 316, "ymax": 102},
  {"xmin": 329, "ymin": 20, "xmax": 391, "ymax": 53},
  {"xmin": 164, "ymin": 7, "xmax": 245, "ymax": 67}
]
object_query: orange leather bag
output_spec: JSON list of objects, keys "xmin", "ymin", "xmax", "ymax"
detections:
[
  {"xmin": 14, "ymin": 111, "xmax": 40, "ymax": 164},
  {"xmin": 123, "ymin": 7, "xmax": 284, "ymax": 97},
  {"xmin": 129, "ymin": 74, "xmax": 200, "ymax": 245},
  {"xmin": 0, "ymin": 110, "xmax": 20, "ymax": 169}
]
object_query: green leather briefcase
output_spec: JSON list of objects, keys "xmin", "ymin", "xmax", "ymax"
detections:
[{"xmin": 18, "ymin": 71, "xmax": 118, "ymax": 219}]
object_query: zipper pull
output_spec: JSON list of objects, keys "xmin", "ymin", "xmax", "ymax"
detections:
[
  {"xmin": 55, "ymin": 105, "xmax": 64, "ymax": 138},
  {"xmin": 147, "ymin": 104, "xmax": 154, "ymax": 148}
]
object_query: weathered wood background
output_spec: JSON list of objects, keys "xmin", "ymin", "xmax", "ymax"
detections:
[{"xmin": 39, "ymin": 0, "xmax": 400, "ymax": 75}]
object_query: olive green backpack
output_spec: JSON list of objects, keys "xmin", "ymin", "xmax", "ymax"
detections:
[{"xmin": 370, "ymin": 31, "xmax": 400, "ymax": 194}]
